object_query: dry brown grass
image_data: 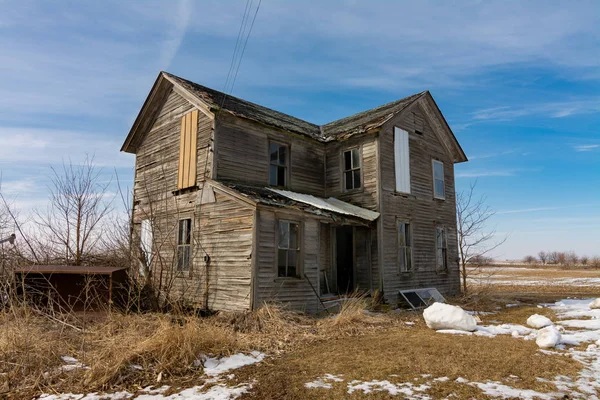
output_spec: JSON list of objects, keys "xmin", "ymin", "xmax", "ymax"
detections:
[{"xmin": 235, "ymin": 318, "xmax": 582, "ymax": 399}]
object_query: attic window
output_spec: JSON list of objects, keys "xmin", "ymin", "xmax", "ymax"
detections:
[
  {"xmin": 177, "ymin": 110, "xmax": 198, "ymax": 190},
  {"xmin": 343, "ymin": 148, "xmax": 361, "ymax": 191},
  {"xmin": 269, "ymin": 142, "xmax": 288, "ymax": 187},
  {"xmin": 413, "ymin": 111, "xmax": 424, "ymax": 135}
]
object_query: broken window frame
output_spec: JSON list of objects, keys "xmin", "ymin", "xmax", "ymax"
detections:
[
  {"xmin": 269, "ymin": 142, "xmax": 288, "ymax": 187},
  {"xmin": 435, "ymin": 226, "xmax": 448, "ymax": 273},
  {"xmin": 343, "ymin": 148, "xmax": 362, "ymax": 191},
  {"xmin": 432, "ymin": 159, "xmax": 445, "ymax": 200},
  {"xmin": 399, "ymin": 287, "xmax": 446, "ymax": 309},
  {"xmin": 177, "ymin": 218, "xmax": 192, "ymax": 271},
  {"xmin": 277, "ymin": 220, "xmax": 300, "ymax": 278},
  {"xmin": 397, "ymin": 221, "xmax": 413, "ymax": 273}
]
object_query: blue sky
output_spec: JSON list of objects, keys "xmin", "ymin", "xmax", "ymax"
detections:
[{"xmin": 0, "ymin": 0, "xmax": 598, "ymax": 259}]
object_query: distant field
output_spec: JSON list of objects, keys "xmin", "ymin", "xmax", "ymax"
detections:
[{"xmin": 467, "ymin": 264, "xmax": 600, "ymax": 296}]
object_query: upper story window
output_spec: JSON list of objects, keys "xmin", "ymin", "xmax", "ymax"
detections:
[
  {"xmin": 178, "ymin": 110, "xmax": 198, "ymax": 190},
  {"xmin": 394, "ymin": 127, "xmax": 411, "ymax": 193},
  {"xmin": 177, "ymin": 218, "xmax": 192, "ymax": 271},
  {"xmin": 277, "ymin": 220, "xmax": 300, "ymax": 278},
  {"xmin": 435, "ymin": 226, "xmax": 448, "ymax": 272},
  {"xmin": 398, "ymin": 221, "xmax": 413, "ymax": 273},
  {"xmin": 432, "ymin": 160, "xmax": 445, "ymax": 199},
  {"xmin": 269, "ymin": 142, "xmax": 288, "ymax": 187},
  {"xmin": 343, "ymin": 148, "xmax": 361, "ymax": 191}
]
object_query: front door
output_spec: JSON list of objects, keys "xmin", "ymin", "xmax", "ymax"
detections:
[{"xmin": 335, "ymin": 226, "xmax": 354, "ymax": 294}]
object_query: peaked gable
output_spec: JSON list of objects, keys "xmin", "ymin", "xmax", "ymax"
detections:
[{"xmin": 121, "ymin": 72, "xmax": 467, "ymax": 163}]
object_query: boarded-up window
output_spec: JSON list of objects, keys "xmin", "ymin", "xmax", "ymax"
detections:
[
  {"xmin": 436, "ymin": 226, "xmax": 447, "ymax": 272},
  {"xmin": 343, "ymin": 148, "xmax": 361, "ymax": 191},
  {"xmin": 394, "ymin": 127, "xmax": 410, "ymax": 193},
  {"xmin": 277, "ymin": 220, "xmax": 300, "ymax": 278},
  {"xmin": 177, "ymin": 218, "xmax": 192, "ymax": 271},
  {"xmin": 398, "ymin": 221, "xmax": 412, "ymax": 272},
  {"xmin": 140, "ymin": 219, "xmax": 153, "ymax": 275},
  {"xmin": 433, "ymin": 160, "xmax": 445, "ymax": 199},
  {"xmin": 269, "ymin": 143, "xmax": 287, "ymax": 187},
  {"xmin": 177, "ymin": 110, "xmax": 198, "ymax": 190}
]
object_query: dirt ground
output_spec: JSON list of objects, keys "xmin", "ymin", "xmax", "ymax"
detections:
[{"xmin": 5, "ymin": 266, "xmax": 600, "ymax": 399}]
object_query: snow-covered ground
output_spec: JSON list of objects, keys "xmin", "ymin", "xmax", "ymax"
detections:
[
  {"xmin": 38, "ymin": 299, "xmax": 600, "ymax": 399},
  {"xmin": 304, "ymin": 299, "xmax": 600, "ymax": 399},
  {"xmin": 38, "ymin": 352, "xmax": 266, "ymax": 400}
]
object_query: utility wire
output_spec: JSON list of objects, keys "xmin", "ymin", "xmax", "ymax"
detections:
[{"xmin": 216, "ymin": 0, "xmax": 261, "ymax": 118}]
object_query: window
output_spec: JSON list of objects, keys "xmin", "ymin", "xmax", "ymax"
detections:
[
  {"xmin": 413, "ymin": 111, "xmax": 424, "ymax": 135},
  {"xmin": 436, "ymin": 226, "xmax": 447, "ymax": 272},
  {"xmin": 269, "ymin": 143, "xmax": 288, "ymax": 187},
  {"xmin": 140, "ymin": 219, "xmax": 153, "ymax": 274},
  {"xmin": 277, "ymin": 220, "xmax": 300, "ymax": 278},
  {"xmin": 177, "ymin": 218, "xmax": 192, "ymax": 271},
  {"xmin": 343, "ymin": 148, "xmax": 361, "ymax": 191},
  {"xmin": 433, "ymin": 160, "xmax": 445, "ymax": 199},
  {"xmin": 178, "ymin": 110, "xmax": 198, "ymax": 190},
  {"xmin": 394, "ymin": 127, "xmax": 411, "ymax": 193},
  {"xmin": 398, "ymin": 221, "xmax": 412, "ymax": 272}
]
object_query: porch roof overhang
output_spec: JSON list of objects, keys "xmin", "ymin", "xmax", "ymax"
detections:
[{"xmin": 217, "ymin": 181, "xmax": 379, "ymax": 223}]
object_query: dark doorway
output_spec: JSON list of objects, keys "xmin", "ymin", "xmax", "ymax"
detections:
[{"xmin": 336, "ymin": 227, "xmax": 354, "ymax": 294}]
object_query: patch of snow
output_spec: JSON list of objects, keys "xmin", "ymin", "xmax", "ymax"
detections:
[
  {"xmin": 536, "ymin": 326, "xmax": 561, "ymax": 348},
  {"xmin": 589, "ymin": 298, "xmax": 600, "ymax": 309},
  {"xmin": 347, "ymin": 380, "xmax": 431, "ymax": 398},
  {"xmin": 423, "ymin": 302, "xmax": 477, "ymax": 332},
  {"xmin": 526, "ymin": 314, "xmax": 553, "ymax": 329},
  {"xmin": 468, "ymin": 380, "xmax": 558, "ymax": 400},
  {"xmin": 202, "ymin": 351, "xmax": 265, "ymax": 376},
  {"xmin": 304, "ymin": 374, "xmax": 344, "ymax": 389}
]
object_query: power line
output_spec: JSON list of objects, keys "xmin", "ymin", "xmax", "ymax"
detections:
[{"xmin": 217, "ymin": 0, "xmax": 262, "ymax": 117}]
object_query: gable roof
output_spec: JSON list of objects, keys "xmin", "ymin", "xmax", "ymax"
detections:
[
  {"xmin": 122, "ymin": 71, "xmax": 467, "ymax": 162},
  {"xmin": 321, "ymin": 91, "xmax": 426, "ymax": 141}
]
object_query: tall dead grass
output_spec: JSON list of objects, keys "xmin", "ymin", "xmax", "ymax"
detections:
[{"xmin": 1, "ymin": 298, "xmax": 406, "ymax": 398}]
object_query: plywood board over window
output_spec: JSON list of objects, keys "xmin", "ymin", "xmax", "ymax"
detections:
[{"xmin": 178, "ymin": 110, "xmax": 199, "ymax": 189}]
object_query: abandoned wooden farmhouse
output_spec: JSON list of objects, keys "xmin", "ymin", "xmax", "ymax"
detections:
[{"xmin": 121, "ymin": 71, "xmax": 468, "ymax": 313}]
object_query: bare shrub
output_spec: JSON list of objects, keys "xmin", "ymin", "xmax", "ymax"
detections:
[
  {"xmin": 456, "ymin": 181, "xmax": 506, "ymax": 295},
  {"xmin": 33, "ymin": 157, "xmax": 113, "ymax": 266},
  {"xmin": 538, "ymin": 251, "xmax": 548, "ymax": 265},
  {"xmin": 523, "ymin": 255, "xmax": 537, "ymax": 265}
]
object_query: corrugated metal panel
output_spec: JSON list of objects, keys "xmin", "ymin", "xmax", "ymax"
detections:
[
  {"xmin": 394, "ymin": 127, "xmax": 411, "ymax": 193},
  {"xmin": 268, "ymin": 188, "xmax": 380, "ymax": 221}
]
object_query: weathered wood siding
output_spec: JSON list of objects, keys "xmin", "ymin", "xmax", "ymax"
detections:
[
  {"xmin": 378, "ymin": 101, "xmax": 460, "ymax": 305},
  {"xmin": 319, "ymin": 223, "xmax": 333, "ymax": 294},
  {"xmin": 254, "ymin": 207, "xmax": 322, "ymax": 313},
  {"xmin": 131, "ymin": 90, "xmax": 254, "ymax": 311},
  {"xmin": 215, "ymin": 113, "xmax": 325, "ymax": 196},
  {"xmin": 354, "ymin": 227, "xmax": 371, "ymax": 291},
  {"xmin": 325, "ymin": 134, "xmax": 379, "ymax": 211}
]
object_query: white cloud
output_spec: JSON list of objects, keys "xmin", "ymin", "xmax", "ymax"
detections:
[
  {"xmin": 573, "ymin": 144, "xmax": 600, "ymax": 152},
  {"xmin": 471, "ymin": 100, "xmax": 600, "ymax": 122}
]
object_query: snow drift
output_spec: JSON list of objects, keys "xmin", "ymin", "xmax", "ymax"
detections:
[
  {"xmin": 536, "ymin": 325, "xmax": 561, "ymax": 348},
  {"xmin": 526, "ymin": 314, "xmax": 553, "ymax": 329},
  {"xmin": 423, "ymin": 302, "xmax": 477, "ymax": 332},
  {"xmin": 589, "ymin": 298, "xmax": 600, "ymax": 309}
]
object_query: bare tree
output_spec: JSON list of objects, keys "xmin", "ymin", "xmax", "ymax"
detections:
[
  {"xmin": 591, "ymin": 256, "xmax": 600, "ymax": 269},
  {"xmin": 523, "ymin": 255, "xmax": 537, "ymax": 265},
  {"xmin": 580, "ymin": 256, "xmax": 589, "ymax": 266},
  {"xmin": 564, "ymin": 251, "xmax": 578, "ymax": 267},
  {"xmin": 538, "ymin": 251, "xmax": 548, "ymax": 265},
  {"xmin": 456, "ymin": 181, "xmax": 507, "ymax": 295},
  {"xmin": 548, "ymin": 251, "xmax": 560, "ymax": 265},
  {"xmin": 34, "ymin": 157, "xmax": 113, "ymax": 265}
]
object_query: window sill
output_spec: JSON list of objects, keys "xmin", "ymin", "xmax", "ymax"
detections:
[
  {"xmin": 273, "ymin": 276, "xmax": 302, "ymax": 283},
  {"xmin": 343, "ymin": 187, "xmax": 364, "ymax": 195},
  {"xmin": 172, "ymin": 186, "xmax": 199, "ymax": 196},
  {"xmin": 433, "ymin": 196, "xmax": 446, "ymax": 201}
]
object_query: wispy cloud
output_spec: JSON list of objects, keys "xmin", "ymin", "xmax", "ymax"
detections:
[
  {"xmin": 497, "ymin": 203, "xmax": 600, "ymax": 214},
  {"xmin": 573, "ymin": 144, "xmax": 600, "ymax": 152},
  {"xmin": 455, "ymin": 167, "xmax": 540, "ymax": 178},
  {"xmin": 469, "ymin": 150, "xmax": 517, "ymax": 160},
  {"xmin": 471, "ymin": 99, "xmax": 600, "ymax": 122}
]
